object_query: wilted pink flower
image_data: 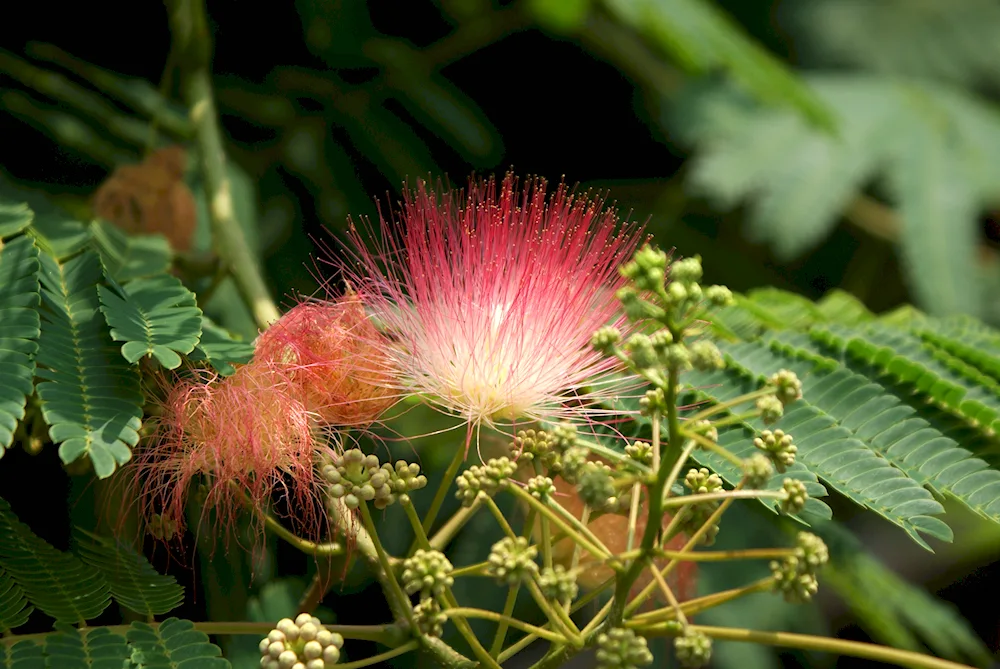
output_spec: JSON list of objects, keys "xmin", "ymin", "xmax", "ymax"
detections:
[
  {"xmin": 340, "ymin": 173, "xmax": 646, "ymax": 433},
  {"xmin": 254, "ymin": 295, "xmax": 397, "ymax": 426},
  {"xmin": 132, "ymin": 362, "xmax": 330, "ymax": 547}
]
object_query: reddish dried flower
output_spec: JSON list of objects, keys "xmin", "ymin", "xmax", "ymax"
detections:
[
  {"xmin": 134, "ymin": 362, "xmax": 330, "ymax": 546},
  {"xmin": 341, "ymin": 173, "xmax": 645, "ymax": 433},
  {"xmin": 254, "ymin": 295, "xmax": 397, "ymax": 426}
]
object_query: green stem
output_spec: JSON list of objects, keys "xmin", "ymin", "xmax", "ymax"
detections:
[
  {"xmin": 441, "ymin": 592, "xmax": 506, "ymax": 669},
  {"xmin": 660, "ymin": 489, "xmax": 784, "ymax": 509},
  {"xmin": 335, "ymin": 639, "xmax": 421, "ymax": 669},
  {"xmin": 429, "ymin": 497, "xmax": 482, "ymax": 551},
  {"xmin": 686, "ymin": 388, "xmax": 773, "ymax": 423},
  {"xmin": 484, "ymin": 494, "xmax": 518, "ymax": 539},
  {"xmin": 489, "ymin": 582, "xmax": 521, "ymax": 658},
  {"xmin": 629, "ymin": 578, "xmax": 774, "ymax": 625},
  {"xmin": 505, "ymin": 485, "xmax": 608, "ymax": 559},
  {"xmin": 231, "ymin": 483, "xmax": 342, "ymax": 556},
  {"xmin": 443, "ymin": 608, "xmax": 566, "ymax": 645},
  {"xmin": 525, "ymin": 578, "xmax": 581, "ymax": 645},
  {"xmin": 450, "ymin": 563, "xmax": 489, "ymax": 579},
  {"xmin": 683, "ymin": 431, "xmax": 745, "ymax": 467},
  {"xmin": 414, "ymin": 442, "xmax": 467, "ymax": 552},
  {"xmin": 647, "ymin": 625, "xmax": 977, "ymax": 669},
  {"xmin": 617, "ymin": 547, "xmax": 794, "ymax": 563},
  {"xmin": 358, "ymin": 502, "xmax": 415, "ymax": 629},
  {"xmin": 402, "ymin": 499, "xmax": 432, "ymax": 551},
  {"xmin": 165, "ymin": 0, "xmax": 280, "ymax": 330}
]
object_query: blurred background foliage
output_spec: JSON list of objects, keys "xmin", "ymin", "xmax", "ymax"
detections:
[{"xmin": 2, "ymin": 1, "xmax": 1000, "ymax": 667}]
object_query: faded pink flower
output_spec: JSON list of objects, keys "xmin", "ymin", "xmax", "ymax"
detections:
[{"xmin": 339, "ymin": 173, "xmax": 646, "ymax": 433}]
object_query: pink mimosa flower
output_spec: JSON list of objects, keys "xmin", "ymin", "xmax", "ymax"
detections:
[{"xmin": 340, "ymin": 173, "xmax": 646, "ymax": 436}]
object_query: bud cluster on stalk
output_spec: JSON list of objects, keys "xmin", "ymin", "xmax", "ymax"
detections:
[{"xmin": 259, "ymin": 613, "xmax": 345, "ymax": 669}]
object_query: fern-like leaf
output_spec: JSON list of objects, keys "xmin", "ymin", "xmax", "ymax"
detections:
[
  {"xmin": 26, "ymin": 210, "xmax": 92, "ymax": 262},
  {"xmin": 74, "ymin": 531, "xmax": 184, "ymax": 618},
  {"xmin": 673, "ymin": 74, "xmax": 1000, "ymax": 317},
  {"xmin": 0, "ymin": 498, "xmax": 110, "ymax": 624},
  {"xmin": 127, "ymin": 618, "xmax": 230, "ymax": 669},
  {"xmin": 35, "ymin": 251, "xmax": 143, "ymax": 478},
  {"xmin": 0, "ymin": 640, "xmax": 44, "ymax": 669},
  {"xmin": 602, "ymin": 0, "xmax": 831, "ymax": 126},
  {"xmin": 98, "ymin": 274, "xmax": 202, "ymax": 370},
  {"xmin": 0, "ymin": 567, "xmax": 32, "ymax": 634},
  {"xmin": 0, "ymin": 235, "xmax": 40, "ymax": 455},
  {"xmin": 685, "ymin": 342, "xmax": 951, "ymax": 549},
  {"xmin": 90, "ymin": 220, "xmax": 172, "ymax": 283},
  {"xmin": 0, "ymin": 200, "xmax": 32, "ymax": 239},
  {"xmin": 43, "ymin": 626, "xmax": 130, "ymax": 669},
  {"xmin": 187, "ymin": 316, "xmax": 254, "ymax": 376}
]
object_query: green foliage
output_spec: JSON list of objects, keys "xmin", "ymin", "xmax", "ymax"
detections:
[
  {"xmin": 0, "ymin": 569, "xmax": 32, "ymax": 634},
  {"xmin": 90, "ymin": 220, "xmax": 172, "ymax": 283},
  {"xmin": 127, "ymin": 618, "xmax": 230, "ymax": 669},
  {"xmin": 188, "ymin": 316, "xmax": 254, "ymax": 376},
  {"xmin": 672, "ymin": 74, "xmax": 1000, "ymax": 317},
  {"xmin": 0, "ymin": 497, "xmax": 185, "ymax": 632},
  {"xmin": 35, "ymin": 251, "xmax": 142, "ymax": 478},
  {"xmin": 0, "ymin": 497, "xmax": 110, "ymax": 625},
  {"xmin": 42, "ymin": 626, "xmax": 130, "ymax": 669},
  {"xmin": 74, "ymin": 531, "xmax": 184, "ymax": 618},
  {"xmin": 1, "ymin": 640, "xmax": 45, "ymax": 669},
  {"xmin": 817, "ymin": 521, "xmax": 993, "ymax": 666},
  {"xmin": 602, "ymin": 0, "xmax": 832, "ymax": 126},
  {"xmin": 0, "ymin": 235, "xmax": 40, "ymax": 455},
  {"xmin": 99, "ymin": 274, "xmax": 203, "ymax": 370},
  {"xmin": 0, "ymin": 200, "xmax": 32, "ymax": 238}
]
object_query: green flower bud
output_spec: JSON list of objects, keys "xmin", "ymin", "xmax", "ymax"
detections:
[
  {"xmin": 688, "ymin": 419, "xmax": 718, "ymax": 443},
  {"xmin": 674, "ymin": 628, "xmax": 713, "ymax": 668},
  {"xmin": 578, "ymin": 463, "xmax": 617, "ymax": 511},
  {"xmin": 705, "ymin": 285, "xmax": 734, "ymax": 307},
  {"xmin": 591, "ymin": 326, "xmax": 622, "ymax": 354},
  {"xmin": 768, "ymin": 369, "xmax": 803, "ymax": 406},
  {"xmin": 559, "ymin": 446, "xmax": 590, "ymax": 484},
  {"xmin": 689, "ymin": 340, "xmax": 724, "ymax": 371},
  {"xmin": 413, "ymin": 597, "xmax": 448, "ymax": 637},
  {"xmin": 625, "ymin": 333, "xmax": 658, "ymax": 370},
  {"xmin": 664, "ymin": 344, "xmax": 693, "ymax": 371},
  {"xmin": 779, "ymin": 478, "xmax": 808, "ymax": 515},
  {"xmin": 742, "ymin": 453, "xmax": 774, "ymax": 489},
  {"xmin": 771, "ymin": 532, "xmax": 828, "ymax": 603},
  {"xmin": 670, "ymin": 256, "xmax": 703, "ymax": 284},
  {"xmin": 753, "ymin": 429, "xmax": 796, "ymax": 472},
  {"xmin": 625, "ymin": 441, "xmax": 653, "ymax": 466},
  {"xmin": 455, "ymin": 457, "xmax": 517, "ymax": 506},
  {"xmin": 402, "ymin": 549, "xmax": 454, "ymax": 598},
  {"xmin": 487, "ymin": 536, "xmax": 539, "ymax": 585},
  {"xmin": 528, "ymin": 475, "xmax": 556, "ymax": 500},
  {"xmin": 684, "ymin": 467, "xmax": 723, "ymax": 495},
  {"xmin": 639, "ymin": 388, "xmax": 668, "ymax": 417},
  {"xmin": 756, "ymin": 395, "xmax": 784, "ymax": 425},
  {"xmin": 596, "ymin": 627, "xmax": 654, "ymax": 669},
  {"xmin": 539, "ymin": 565, "xmax": 579, "ymax": 603}
]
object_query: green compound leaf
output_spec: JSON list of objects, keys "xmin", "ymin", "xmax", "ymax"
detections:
[
  {"xmin": 187, "ymin": 316, "xmax": 254, "ymax": 376},
  {"xmin": 0, "ymin": 497, "xmax": 111, "ymax": 625},
  {"xmin": 90, "ymin": 220, "xmax": 172, "ymax": 283},
  {"xmin": 27, "ymin": 210, "xmax": 92, "ymax": 262},
  {"xmin": 0, "ymin": 200, "xmax": 33, "ymax": 239},
  {"xmin": 98, "ymin": 274, "xmax": 202, "ymax": 370},
  {"xmin": 43, "ymin": 626, "xmax": 130, "ymax": 669},
  {"xmin": 0, "ymin": 234, "xmax": 41, "ymax": 455},
  {"xmin": 714, "ymin": 339, "xmax": 951, "ymax": 549},
  {"xmin": 604, "ymin": 0, "xmax": 832, "ymax": 127},
  {"xmin": 1, "ymin": 640, "xmax": 44, "ymax": 669},
  {"xmin": 0, "ymin": 566, "xmax": 32, "ymax": 634},
  {"xmin": 74, "ymin": 531, "xmax": 184, "ymax": 618},
  {"xmin": 35, "ymin": 250, "xmax": 142, "ymax": 478},
  {"xmin": 127, "ymin": 618, "xmax": 230, "ymax": 669}
]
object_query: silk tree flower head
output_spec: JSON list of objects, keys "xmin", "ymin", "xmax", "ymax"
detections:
[
  {"xmin": 341, "ymin": 173, "xmax": 646, "ymax": 439},
  {"xmin": 134, "ymin": 362, "xmax": 330, "ymax": 546},
  {"xmin": 253, "ymin": 295, "xmax": 397, "ymax": 426}
]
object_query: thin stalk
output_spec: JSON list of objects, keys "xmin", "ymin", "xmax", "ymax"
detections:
[
  {"xmin": 429, "ymin": 497, "xmax": 482, "ymax": 551},
  {"xmin": 660, "ymin": 489, "xmax": 784, "ymax": 509},
  {"xmin": 165, "ymin": 0, "xmax": 280, "ymax": 329},
  {"xmin": 490, "ymin": 583, "xmax": 522, "ymax": 658},
  {"xmin": 646, "ymin": 625, "xmax": 978, "ymax": 669},
  {"xmin": 506, "ymin": 486, "xmax": 608, "ymax": 559},
  {"xmin": 450, "ymin": 563, "xmax": 489, "ymax": 579},
  {"xmin": 525, "ymin": 579, "xmax": 582, "ymax": 645},
  {"xmin": 402, "ymin": 500, "xmax": 432, "ymax": 551},
  {"xmin": 684, "ymin": 431, "xmax": 745, "ymax": 467},
  {"xmin": 441, "ymin": 592, "xmax": 506, "ymax": 669},
  {"xmin": 335, "ymin": 640, "xmax": 421, "ymax": 669},
  {"xmin": 484, "ymin": 495, "xmax": 518, "ymax": 538},
  {"xmin": 358, "ymin": 502, "xmax": 415, "ymax": 629},
  {"xmin": 443, "ymin": 608, "xmax": 566, "ymax": 645},
  {"xmin": 414, "ymin": 443, "xmax": 467, "ymax": 551},
  {"xmin": 646, "ymin": 557, "xmax": 686, "ymax": 624}
]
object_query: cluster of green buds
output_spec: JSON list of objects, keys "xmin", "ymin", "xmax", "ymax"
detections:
[
  {"xmin": 673, "ymin": 628, "xmax": 713, "ymax": 668},
  {"xmin": 756, "ymin": 369, "xmax": 804, "ymax": 425},
  {"xmin": 454, "ymin": 456, "xmax": 517, "ymax": 506},
  {"xmin": 595, "ymin": 627, "xmax": 654, "ymax": 669},
  {"xmin": 771, "ymin": 531, "xmax": 829, "ymax": 603},
  {"xmin": 680, "ymin": 468, "xmax": 724, "ymax": 545},
  {"xmin": 754, "ymin": 429, "xmax": 797, "ymax": 473},
  {"xmin": 401, "ymin": 549, "xmax": 454, "ymax": 638},
  {"xmin": 259, "ymin": 613, "xmax": 344, "ymax": 669},
  {"xmin": 538, "ymin": 564, "xmax": 579, "ymax": 603},
  {"xmin": 507, "ymin": 424, "xmax": 580, "ymax": 476},
  {"xmin": 487, "ymin": 536, "xmax": 539, "ymax": 585},
  {"xmin": 322, "ymin": 449, "xmax": 427, "ymax": 510}
]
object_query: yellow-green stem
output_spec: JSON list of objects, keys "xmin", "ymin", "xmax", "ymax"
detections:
[
  {"xmin": 414, "ymin": 443, "xmax": 467, "ymax": 554},
  {"xmin": 525, "ymin": 578, "xmax": 581, "ymax": 645},
  {"xmin": 490, "ymin": 582, "xmax": 522, "ymax": 657},
  {"xmin": 358, "ymin": 502, "xmax": 415, "ymax": 629},
  {"xmin": 505, "ymin": 485, "xmax": 608, "ymax": 559},
  {"xmin": 402, "ymin": 500, "xmax": 432, "ymax": 551},
  {"xmin": 429, "ymin": 497, "xmax": 482, "ymax": 551},
  {"xmin": 444, "ymin": 608, "xmax": 566, "ymax": 645},
  {"xmin": 335, "ymin": 640, "xmax": 421, "ymax": 669}
]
